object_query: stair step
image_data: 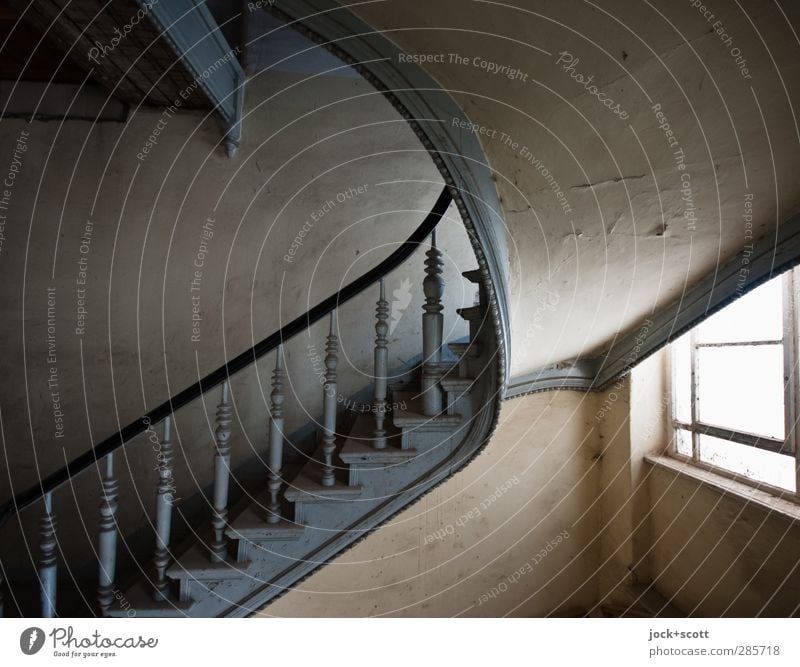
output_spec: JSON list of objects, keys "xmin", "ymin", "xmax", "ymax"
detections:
[
  {"xmin": 339, "ymin": 438, "xmax": 418, "ymax": 464},
  {"xmin": 345, "ymin": 413, "xmax": 402, "ymax": 444},
  {"xmin": 462, "ymin": 269, "xmax": 482, "ymax": 283},
  {"xmin": 227, "ymin": 510, "xmax": 305, "ymax": 543},
  {"xmin": 167, "ymin": 545, "xmax": 251, "ymax": 581},
  {"xmin": 457, "ymin": 305, "xmax": 484, "ymax": 321},
  {"xmin": 227, "ymin": 508, "xmax": 305, "ymax": 562},
  {"xmin": 283, "ymin": 471, "xmax": 363, "ymax": 503},
  {"xmin": 448, "ymin": 341, "xmax": 481, "ymax": 358},
  {"xmin": 441, "ymin": 376, "xmax": 476, "ymax": 392},
  {"xmin": 104, "ymin": 581, "xmax": 194, "ymax": 617},
  {"xmin": 391, "ymin": 392, "xmax": 463, "ymax": 427},
  {"xmin": 440, "ymin": 375, "xmax": 476, "ymax": 416},
  {"xmin": 389, "ymin": 381, "xmax": 420, "ymax": 399}
]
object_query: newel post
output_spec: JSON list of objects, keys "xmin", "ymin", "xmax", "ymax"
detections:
[
  {"xmin": 422, "ymin": 230, "xmax": 444, "ymax": 416},
  {"xmin": 153, "ymin": 415, "xmax": 174, "ymax": 601},
  {"xmin": 373, "ymin": 279, "xmax": 389, "ymax": 449},
  {"xmin": 210, "ymin": 381, "xmax": 232, "ymax": 562},
  {"xmin": 320, "ymin": 311, "xmax": 339, "ymax": 486},
  {"xmin": 39, "ymin": 491, "xmax": 57, "ymax": 618},
  {"xmin": 267, "ymin": 346, "xmax": 286, "ymax": 523},
  {"xmin": 97, "ymin": 454, "xmax": 118, "ymax": 614}
]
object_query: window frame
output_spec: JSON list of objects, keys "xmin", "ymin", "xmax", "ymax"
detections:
[{"xmin": 669, "ymin": 271, "xmax": 800, "ymax": 502}]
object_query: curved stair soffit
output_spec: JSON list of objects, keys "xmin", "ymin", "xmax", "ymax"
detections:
[{"xmin": 506, "ymin": 210, "xmax": 800, "ymax": 398}]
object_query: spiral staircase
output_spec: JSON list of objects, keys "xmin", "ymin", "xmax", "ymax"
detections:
[{"xmin": 0, "ymin": 188, "xmax": 505, "ymax": 618}]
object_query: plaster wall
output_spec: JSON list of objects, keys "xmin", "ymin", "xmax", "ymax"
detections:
[
  {"xmin": 348, "ymin": 0, "xmax": 800, "ymax": 376},
  {"xmin": 597, "ymin": 350, "xmax": 800, "ymax": 617},
  {"xmin": 595, "ymin": 350, "xmax": 671, "ymax": 606},
  {"xmin": 646, "ymin": 463, "xmax": 800, "ymax": 616},
  {"xmin": 0, "ymin": 69, "xmax": 473, "ymax": 578},
  {"xmin": 260, "ymin": 390, "xmax": 603, "ymax": 617}
]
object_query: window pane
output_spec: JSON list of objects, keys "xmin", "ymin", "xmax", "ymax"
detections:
[
  {"xmin": 699, "ymin": 435, "xmax": 795, "ymax": 491},
  {"xmin": 696, "ymin": 278, "xmax": 783, "ymax": 343},
  {"xmin": 675, "ymin": 428, "xmax": 692, "ymax": 456},
  {"xmin": 696, "ymin": 344, "xmax": 784, "ymax": 439},
  {"xmin": 671, "ymin": 332, "xmax": 692, "ymax": 423}
]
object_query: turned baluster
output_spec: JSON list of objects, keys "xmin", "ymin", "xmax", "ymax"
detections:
[
  {"xmin": 39, "ymin": 491, "xmax": 57, "ymax": 618},
  {"xmin": 153, "ymin": 415, "xmax": 174, "ymax": 601},
  {"xmin": 267, "ymin": 346, "xmax": 286, "ymax": 523},
  {"xmin": 320, "ymin": 311, "xmax": 339, "ymax": 486},
  {"xmin": 422, "ymin": 230, "xmax": 445, "ymax": 416},
  {"xmin": 210, "ymin": 381, "xmax": 232, "ymax": 562},
  {"xmin": 373, "ymin": 279, "xmax": 389, "ymax": 449},
  {"xmin": 97, "ymin": 453, "xmax": 118, "ymax": 614}
]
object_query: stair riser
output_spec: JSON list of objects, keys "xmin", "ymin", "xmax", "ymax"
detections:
[
  {"xmin": 400, "ymin": 428, "xmax": 460, "ymax": 451},
  {"xmin": 350, "ymin": 460, "xmax": 424, "ymax": 489},
  {"xmin": 445, "ymin": 389, "xmax": 473, "ymax": 417}
]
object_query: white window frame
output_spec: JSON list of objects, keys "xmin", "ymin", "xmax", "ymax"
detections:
[{"xmin": 670, "ymin": 271, "xmax": 800, "ymax": 502}]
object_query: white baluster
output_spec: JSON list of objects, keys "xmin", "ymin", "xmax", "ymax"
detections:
[
  {"xmin": 267, "ymin": 346, "xmax": 285, "ymax": 523},
  {"xmin": 422, "ymin": 230, "xmax": 444, "ymax": 415},
  {"xmin": 374, "ymin": 279, "xmax": 389, "ymax": 449},
  {"xmin": 153, "ymin": 415, "xmax": 174, "ymax": 601},
  {"xmin": 210, "ymin": 381, "xmax": 232, "ymax": 562},
  {"xmin": 39, "ymin": 491, "xmax": 57, "ymax": 618},
  {"xmin": 97, "ymin": 454, "xmax": 118, "ymax": 614},
  {"xmin": 320, "ymin": 311, "xmax": 338, "ymax": 486}
]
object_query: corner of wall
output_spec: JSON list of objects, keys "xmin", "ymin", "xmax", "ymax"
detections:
[{"xmin": 595, "ymin": 348, "xmax": 670, "ymax": 609}]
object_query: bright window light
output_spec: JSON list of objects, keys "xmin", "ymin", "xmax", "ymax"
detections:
[{"xmin": 670, "ymin": 272, "xmax": 799, "ymax": 495}]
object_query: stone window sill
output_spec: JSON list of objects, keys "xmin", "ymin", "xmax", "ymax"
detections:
[{"xmin": 644, "ymin": 454, "xmax": 800, "ymax": 523}]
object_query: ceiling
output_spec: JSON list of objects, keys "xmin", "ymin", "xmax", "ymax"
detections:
[
  {"xmin": 0, "ymin": 0, "xmax": 211, "ymax": 108},
  {"xmin": 344, "ymin": 0, "xmax": 800, "ymax": 376}
]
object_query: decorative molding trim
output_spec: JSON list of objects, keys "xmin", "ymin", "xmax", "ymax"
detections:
[
  {"xmin": 506, "ymin": 213, "xmax": 800, "ymax": 398},
  {"xmin": 142, "ymin": 0, "xmax": 246, "ymax": 156},
  {"xmin": 505, "ymin": 359, "xmax": 598, "ymax": 397}
]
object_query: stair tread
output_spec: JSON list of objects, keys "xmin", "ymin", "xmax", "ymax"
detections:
[
  {"xmin": 105, "ymin": 582, "xmax": 194, "ymax": 617},
  {"xmin": 388, "ymin": 379, "xmax": 416, "ymax": 393},
  {"xmin": 391, "ymin": 394, "xmax": 463, "ymax": 426},
  {"xmin": 456, "ymin": 305, "xmax": 485, "ymax": 321},
  {"xmin": 166, "ymin": 544, "xmax": 252, "ymax": 580},
  {"xmin": 389, "ymin": 383, "xmax": 421, "ymax": 400},
  {"xmin": 347, "ymin": 413, "xmax": 402, "ymax": 441},
  {"xmin": 448, "ymin": 341, "xmax": 481, "ymax": 357},
  {"xmin": 339, "ymin": 438, "xmax": 419, "ymax": 464},
  {"xmin": 227, "ymin": 508, "xmax": 305, "ymax": 542},
  {"xmin": 284, "ymin": 471, "xmax": 363, "ymax": 502},
  {"xmin": 368, "ymin": 392, "xmax": 463, "ymax": 428},
  {"xmin": 462, "ymin": 268, "xmax": 482, "ymax": 283},
  {"xmin": 441, "ymin": 376, "xmax": 476, "ymax": 390}
]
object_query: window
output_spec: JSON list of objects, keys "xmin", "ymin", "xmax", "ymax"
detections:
[{"xmin": 670, "ymin": 270, "xmax": 800, "ymax": 497}]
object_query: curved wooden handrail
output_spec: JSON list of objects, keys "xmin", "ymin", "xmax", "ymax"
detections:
[{"xmin": 0, "ymin": 186, "xmax": 453, "ymax": 529}]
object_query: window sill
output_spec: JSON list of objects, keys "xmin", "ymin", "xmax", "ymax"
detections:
[{"xmin": 644, "ymin": 454, "xmax": 800, "ymax": 523}]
